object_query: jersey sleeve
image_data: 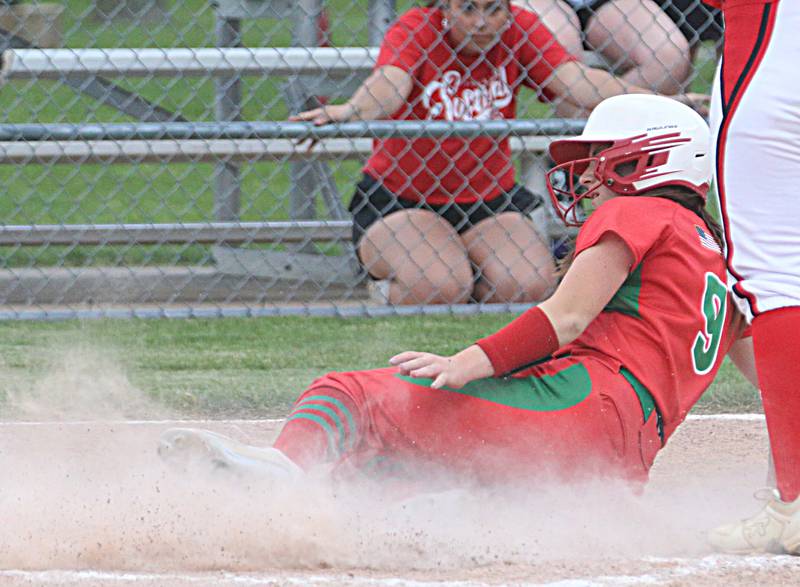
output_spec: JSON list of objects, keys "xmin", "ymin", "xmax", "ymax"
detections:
[
  {"xmin": 575, "ymin": 197, "xmax": 672, "ymax": 269},
  {"xmin": 513, "ymin": 8, "xmax": 577, "ymax": 90},
  {"xmin": 703, "ymin": 0, "xmax": 723, "ymax": 8},
  {"xmin": 374, "ymin": 9, "xmax": 428, "ymax": 74}
]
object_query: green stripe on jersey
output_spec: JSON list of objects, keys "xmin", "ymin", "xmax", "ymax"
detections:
[
  {"xmin": 395, "ymin": 363, "xmax": 592, "ymax": 412},
  {"xmin": 285, "ymin": 412, "xmax": 339, "ymax": 459},
  {"xmin": 297, "ymin": 395, "xmax": 358, "ymax": 442},
  {"xmin": 289, "ymin": 403, "xmax": 348, "ymax": 452},
  {"xmin": 605, "ymin": 264, "xmax": 643, "ymax": 318}
]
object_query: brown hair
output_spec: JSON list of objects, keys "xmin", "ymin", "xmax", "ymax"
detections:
[
  {"xmin": 556, "ymin": 188, "xmax": 724, "ymax": 275},
  {"xmin": 646, "ymin": 186, "xmax": 724, "ymax": 249}
]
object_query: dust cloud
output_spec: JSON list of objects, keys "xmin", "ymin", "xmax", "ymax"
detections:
[
  {"xmin": 0, "ymin": 424, "xmax": 766, "ymax": 573},
  {"xmin": 0, "ymin": 353, "xmax": 769, "ymax": 574},
  {"xmin": 2, "ymin": 345, "xmax": 171, "ymax": 421}
]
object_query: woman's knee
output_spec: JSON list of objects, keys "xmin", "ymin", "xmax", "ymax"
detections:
[
  {"xmin": 359, "ymin": 209, "xmax": 449, "ymax": 275},
  {"xmin": 464, "ymin": 213, "xmax": 557, "ymax": 303},
  {"xmin": 477, "ymin": 260, "xmax": 556, "ymax": 303},
  {"xmin": 360, "ymin": 210, "xmax": 473, "ymax": 304},
  {"xmin": 588, "ymin": 0, "xmax": 692, "ymax": 92}
]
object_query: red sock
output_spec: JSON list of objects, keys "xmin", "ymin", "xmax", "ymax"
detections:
[
  {"xmin": 752, "ymin": 307, "xmax": 800, "ymax": 502},
  {"xmin": 273, "ymin": 385, "xmax": 360, "ymax": 471}
]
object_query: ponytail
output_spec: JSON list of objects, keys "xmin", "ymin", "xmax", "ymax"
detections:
[{"xmin": 649, "ymin": 187, "xmax": 725, "ymax": 251}]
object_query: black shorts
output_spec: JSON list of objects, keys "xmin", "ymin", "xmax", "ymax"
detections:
[
  {"xmin": 653, "ymin": 0, "xmax": 723, "ymax": 44},
  {"xmin": 572, "ymin": 0, "xmax": 614, "ymax": 31},
  {"xmin": 574, "ymin": 0, "xmax": 723, "ymax": 45},
  {"xmin": 348, "ymin": 174, "xmax": 543, "ymax": 247}
]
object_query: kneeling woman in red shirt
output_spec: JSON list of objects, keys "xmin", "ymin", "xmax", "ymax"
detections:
[
  {"xmin": 161, "ymin": 95, "xmax": 749, "ymax": 488},
  {"xmin": 290, "ymin": 0, "xmax": 705, "ymax": 306}
]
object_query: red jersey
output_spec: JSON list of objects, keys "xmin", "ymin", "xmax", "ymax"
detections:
[
  {"xmin": 561, "ymin": 197, "xmax": 744, "ymax": 441},
  {"xmin": 363, "ymin": 7, "xmax": 575, "ymax": 205},
  {"xmin": 703, "ymin": 1, "xmax": 775, "ymax": 8}
]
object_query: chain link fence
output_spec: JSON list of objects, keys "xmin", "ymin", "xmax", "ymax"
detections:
[{"xmin": 0, "ymin": 0, "xmax": 722, "ymax": 319}]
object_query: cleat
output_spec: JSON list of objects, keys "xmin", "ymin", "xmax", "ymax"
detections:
[
  {"xmin": 158, "ymin": 427, "xmax": 302, "ymax": 481},
  {"xmin": 708, "ymin": 488, "xmax": 800, "ymax": 555}
]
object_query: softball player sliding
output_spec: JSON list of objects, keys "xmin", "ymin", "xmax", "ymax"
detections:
[
  {"xmin": 703, "ymin": 0, "xmax": 800, "ymax": 555},
  {"xmin": 160, "ymin": 95, "xmax": 751, "ymax": 517}
]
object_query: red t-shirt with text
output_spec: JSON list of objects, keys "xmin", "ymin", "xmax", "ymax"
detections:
[
  {"xmin": 561, "ymin": 198, "xmax": 744, "ymax": 441},
  {"xmin": 363, "ymin": 7, "xmax": 575, "ymax": 205}
]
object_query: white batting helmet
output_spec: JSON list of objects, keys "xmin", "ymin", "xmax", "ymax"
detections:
[{"xmin": 546, "ymin": 94, "xmax": 711, "ymax": 226}]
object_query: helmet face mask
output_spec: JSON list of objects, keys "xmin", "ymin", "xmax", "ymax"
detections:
[
  {"xmin": 546, "ymin": 156, "xmax": 601, "ymax": 227},
  {"xmin": 545, "ymin": 95, "xmax": 712, "ymax": 227}
]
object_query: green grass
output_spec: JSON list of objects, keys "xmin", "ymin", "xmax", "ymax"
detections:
[{"xmin": 0, "ymin": 314, "xmax": 759, "ymax": 419}]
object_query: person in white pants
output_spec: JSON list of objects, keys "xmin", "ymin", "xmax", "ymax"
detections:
[{"xmin": 705, "ymin": 0, "xmax": 800, "ymax": 556}]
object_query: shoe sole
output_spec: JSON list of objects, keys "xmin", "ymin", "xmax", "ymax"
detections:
[
  {"xmin": 158, "ymin": 427, "xmax": 299, "ymax": 479},
  {"xmin": 783, "ymin": 536, "xmax": 800, "ymax": 555}
]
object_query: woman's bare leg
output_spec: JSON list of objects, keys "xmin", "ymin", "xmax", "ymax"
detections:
[
  {"xmin": 587, "ymin": 0, "xmax": 691, "ymax": 95},
  {"xmin": 358, "ymin": 209, "xmax": 473, "ymax": 305},
  {"xmin": 463, "ymin": 213, "xmax": 557, "ymax": 303}
]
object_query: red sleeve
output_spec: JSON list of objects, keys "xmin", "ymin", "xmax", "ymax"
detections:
[
  {"xmin": 511, "ymin": 8, "xmax": 578, "ymax": 91},
  {"xmin": 476, "ymin": 307, "xmax": 559, "ymax": 377},
  {"xmin": 575, "ymin": 197, "xmax": 672, "ymax": 268},
  {"xmin": 374, "ymin": 9, "xmax": 429, "ymax": 74},
  {"xmin": 703, "ymin": 0, "xmax": 723, "ymax": 8}
]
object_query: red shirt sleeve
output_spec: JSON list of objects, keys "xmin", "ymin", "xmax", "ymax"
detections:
[
  {"xmin": 511, "ymin": 7, "xmax": 577, "ymax": 90},
  {"xmin": 575, "ymin": 197, "xmax": 673, "ymax": 268},
  {"xmin": 703, "ymin": 0, "xmax": 723, "ymax": 8},
  {"xmin": 374, "ymin": 9, "xmax": 430, "ymax": 74}
]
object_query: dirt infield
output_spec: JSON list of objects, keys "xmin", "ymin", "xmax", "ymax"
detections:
[{"xmin": 1, "ymin": 415, "xmax": 798, "ymax": 586}]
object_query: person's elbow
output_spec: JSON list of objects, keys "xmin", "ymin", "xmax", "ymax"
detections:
[{"xmin": 550, "ymin": 309, "xmax": 594, "ymax": 347}]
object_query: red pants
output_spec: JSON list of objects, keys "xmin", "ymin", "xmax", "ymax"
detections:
[{"xmin": 274, "ymin": 355, "xmax": 662, "ymax": 485}]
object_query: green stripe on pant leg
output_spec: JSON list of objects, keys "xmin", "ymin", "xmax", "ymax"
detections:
[
  {"xmin": 361, "ymin": 456, "xmax": 409, "ymax": 480},
  {"xmin": 297, "ymin": 394, "xmax": 358, "ymax": 448},
  {"xmin": 394, "ymin": 363, "xmax": 592, "ymax": 411},
  {"xmin": 289, "ymin": 403, "xmax": 347, "ymax": 453},
  {"xmin": 285, "ymin": 412, "xmax": 339, "ymax": 460}
]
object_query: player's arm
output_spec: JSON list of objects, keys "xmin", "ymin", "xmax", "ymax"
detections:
[
  {"xmin": 545, "ymin": 61, "xmax": 709, "ymax": 115},
  {"xmin": 289, "ymin": 65, "xmax": 413, "ymax": 124},
  {"xmin": 390, "ymin": 234, "xmax": 634, "ymax": 388},
  {"xmin": 538, "ymin": 232, "xmax": 634, "ymax": 343}
]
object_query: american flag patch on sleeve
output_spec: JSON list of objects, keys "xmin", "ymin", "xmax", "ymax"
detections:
[{"xmin": 695, "ymin": 225, "xmax": 722, "ymax": 255}]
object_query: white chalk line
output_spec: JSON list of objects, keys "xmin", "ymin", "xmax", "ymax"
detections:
[
  {"xmin": 589, "ymin": 554, "xmax": 800, "ymax": 586},
  {"xmin": 0, "ymin": 569, "xmax": 488, "ymax": 586},
  {"xmin": 0, "ymin": 418, "xmax": 287, "ymax": 427},
  {"xmin": 687, "ymin": 413, "xmax": 765, "ymax": 421},
  {"xmin": 0, "ymin": 414, "xmax": 766, "ymax": 427},
  {"xmin": 2, "ymin": 555, "xmax": 798, "ymax": 587}
]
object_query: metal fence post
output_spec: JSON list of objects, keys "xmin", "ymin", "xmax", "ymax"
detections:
[
  {"xmin": 367, "ymin": 0, "xmax": 395, "ymax": 45},
  {"xmin": 288, "ymin": 0, "xmax": 324, "ymax": 254},
  {"xmin": 214, "ymin": 13, "xmax": 242, "ymax": 222}
]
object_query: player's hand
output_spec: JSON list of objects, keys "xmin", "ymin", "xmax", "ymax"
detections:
[
  {"xmin": 389, "ymin": 345, "xmax": 494, "ymax": 389},
  {"xmin": 288, "ymin": 103, "xmax": 357, "ymax": 151},
  {"xmin": 288, "ymin": 103, "xmax": 357, "ymax": 125}
]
